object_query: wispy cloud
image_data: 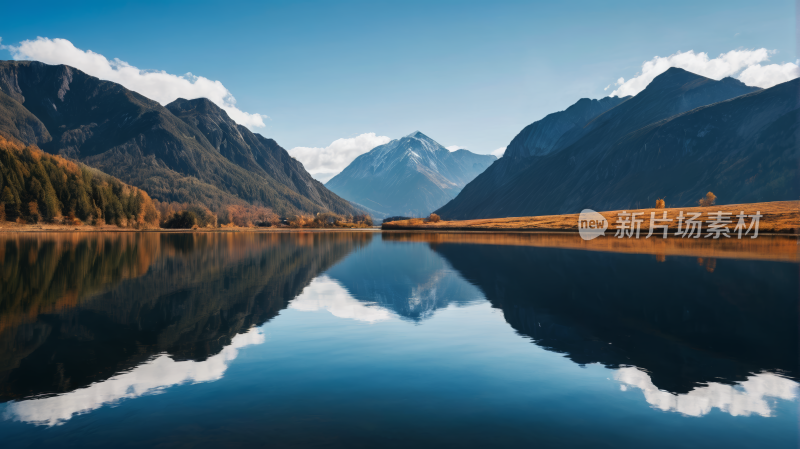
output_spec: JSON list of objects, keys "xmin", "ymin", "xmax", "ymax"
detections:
[
  {"xmin": 1, "ymin": 37, "xmax": 268, "ymax": 129},
  {"xmin": 491, "ymin": 146, "xmax": 506, "ymax": 158},
  {"xmin": 289, "ymin": 132, "xmax": 391, "ymax": 183},
  {"xmin": 445, "ymin": 145, "xmax": 462, "ymax": 152},
  {"xmin": 610, "ymin": 49, "xmax": 800, "ymax": 97}
]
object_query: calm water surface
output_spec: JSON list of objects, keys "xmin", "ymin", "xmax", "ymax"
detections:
[{"xmin": 0, "ymin": 232, "xmax": 797, "ymax": 448}]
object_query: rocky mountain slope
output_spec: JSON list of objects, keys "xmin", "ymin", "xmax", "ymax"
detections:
[
  {"xmin": 436, "ymin": 68, "xmax": 786, "ymax": 219},
  {"xmin": 0, "ymin": 60, "xmax": 361, "ymax": 216},
  {"xmin": 326, "ymin": 131, "xmax": 496, "ymax": 217},
  {"xmin": 166, "ymin": 97, "xmax": 357, "ymax": 214}
]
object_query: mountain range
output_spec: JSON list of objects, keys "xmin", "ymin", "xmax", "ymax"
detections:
[
  {"xmin": 326, "ymin": 131, "xmax": 496, "ymax": 217},
  {"xmin": 0, "ymin": 60, "xmax": 361, "ymax": 217},
  {"xmin": 437, "ymin": 68, "xmax": 797, "ymax": 219}
]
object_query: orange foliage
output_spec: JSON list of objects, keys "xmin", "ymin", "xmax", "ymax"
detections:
[
  {"xmin": 224, "ymin": 205, "xmax": 279, "ymax": 227},
  {"xmin": 698, "ymin": 192, "xmax": 717, "ymax": 207}
]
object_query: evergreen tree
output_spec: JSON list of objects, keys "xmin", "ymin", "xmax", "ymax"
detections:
[{"xmin": 0, "ymin": 136, "xmax": 160, "ymax": 227}]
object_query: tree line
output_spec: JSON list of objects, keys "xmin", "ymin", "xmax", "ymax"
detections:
[
  {"xmin": 0, "ymin": 135, "xmax": 373, "ymax": 230},
  {"xmin": 0, "ymin": 136, "xmax": 160, "ymax": 227}
]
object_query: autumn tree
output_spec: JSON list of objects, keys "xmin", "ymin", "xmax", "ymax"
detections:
[
  {"xmin": 162, "ymin": 210, "xmax": 198, "ymax": 228},
  {"xmin": 697, "ymin": 192, "xmax": 716, "ymax": 207},
  {"xmin": 1, "ymin": 186, "xmax": 19, "ymax": 221},
  {"xmin": 0, "ymin": 137, "xmax": 160, "ymax": 227}
]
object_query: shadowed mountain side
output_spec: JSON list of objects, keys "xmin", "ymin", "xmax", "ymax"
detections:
[
  {"xmin": 326, "ymin": 132, "xmax": 496, "ymax": 217},
  {"xmin": 0, "ymin": 90, "xmax": 51, "ymax": 146},
  {"xmin": 437, "ymin": 68, "xmax": 776, "ymax": 219},
  {"xmin": 504, "ymin": 96, "xmax": 629, "ymax": 163},
  {"xmin": 323, "ymin": 237, "xmax": 484, "ymax": 321},
  {"xmin": 430, "ymin": 242, "xmax": 798, "ymax": 394},
  {"xmin": 0, "ymin": 232, "xmax": 372, "ymax": 401},
  {"xmin": 166, "ymin": 98, "xmax": 359, "ymax": 215},
  {"xmin": 0, "ymin": 61, "xmax": 360, "ymax": 216}
]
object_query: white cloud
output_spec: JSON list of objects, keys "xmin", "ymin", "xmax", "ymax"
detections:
[
  {"xmin": 491, "ymin": 146, "xmax": 506, "ymax": 158},
  {"xmin": 1, "ymin": 37, "xmax": 267, "ymax": 129},
  {"xmin": 445, "ymin": 145, "xmax": 462, "ymax": 152},
  {"xmin": 738, "ymin": 61, "xmax": 800, "ymax": 88},
  {"xmin": 610, "ymin": 49, "xmax": 800, "ymax": 97},
  {"xmin": 289, "ymin": 275, "xmax": 392, "ymax": 323},
  {"xmin": 616, "ymin": 367, "xmax": 797, "ymax": 417},
  {"xmin": 4, "ymin": 327, "xmax": 265, "ymax": 427},
  {"xmin": 289, "ymin": 132, "xmax": 391, "ymax": 183}
]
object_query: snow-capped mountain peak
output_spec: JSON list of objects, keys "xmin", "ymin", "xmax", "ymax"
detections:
[{"xmin": 326, "ymin": 131, "xmax": 497, "ymax": 217}]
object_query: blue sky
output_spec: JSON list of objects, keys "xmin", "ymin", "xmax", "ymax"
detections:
[{"xmin": 0, "ymin": 0, "xmax": 795, "ymax": 168}]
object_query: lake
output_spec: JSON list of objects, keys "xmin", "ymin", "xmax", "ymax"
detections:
[{"xmin": 0, "ymin": 231, "xmax": 797, "ymax": 448}]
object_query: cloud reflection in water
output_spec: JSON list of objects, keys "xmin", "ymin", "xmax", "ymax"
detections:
[
  {"xmin": 289, "ymin": 275, "xmax": 393, "ymax": 323},
  {"xmin": 4, "ymin": 327, "xmax": 265, "ymax": 427},
  {"xmin": 616, "ymin": 367, "xmax": 797, "ymax": 417}
]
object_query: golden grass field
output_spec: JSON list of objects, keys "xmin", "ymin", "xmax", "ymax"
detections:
[{"xmin": 382, "ymin": 201, "xmax": 799, "ymax": 234}]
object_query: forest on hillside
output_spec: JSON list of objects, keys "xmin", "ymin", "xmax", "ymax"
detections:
[{"xmin": 0, "ymin": 136, "xmax": 160, "ymax": 227}]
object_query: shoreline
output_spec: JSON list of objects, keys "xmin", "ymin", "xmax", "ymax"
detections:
[
  {"xmin": 0, "ymin": 226, "xmax": 383, "ymax": 233},
  {"xmin": 381, "ymin": 201, "xmax": 799, "ymax": 234}
]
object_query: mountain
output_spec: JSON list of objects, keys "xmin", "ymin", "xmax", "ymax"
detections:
[
  {"xmin": 165, "ymin": 98, "xmax": 358, "ymax": 215},
  {"xmin": 0, "ymin": 60, "xmax": 361, "ymax": 217},
  {"xmin": 436, "ymin": 68, "xmax": 787, "ymax": 219},
  {"xmin": 326, "ymin": 131, "xmax": 496, "ymax": 217}
]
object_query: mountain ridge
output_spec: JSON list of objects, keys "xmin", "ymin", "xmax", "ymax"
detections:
[
  {"xmin": 437, "ymin": 68, "xmax": 780, "ymax": 219},
  {"xmin": 326, "ymin": 131, "xmax": 496, "ymax": 217},
  {"xmin": 0, "ymin": 60, "xmax": 361, "ymax": 217}
]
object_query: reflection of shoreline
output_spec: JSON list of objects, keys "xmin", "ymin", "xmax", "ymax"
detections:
[
  {"xmin": 432, "ymin": 240, "xmax": 799, "ymax": 394},
  {"xmin": 3, "ymin": 327, "xmax": 265, "ymax": 427},
  {"xmin": 616, "ymin": 367, "xmax": 798, "ymax": 417},
  {"xmin": 0, "ymin": 232, "xmax": 372, "ymax": 403},
  {"xmin": 0, "ymin": 233, "xmax": 160, "ymax": 334},
  {"xmin": 384, "ymin": 232, "xmax": 799, "ymax": 262}
]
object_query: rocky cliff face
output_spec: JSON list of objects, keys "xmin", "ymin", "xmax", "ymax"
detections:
[
  {"xmin": 0, "ymin": 60, "xmax": 361, "ymax": 216},
  {"xmin": 325, "ymin": 131, "xmax": 496, "ymax": 217},
  {"xmin": 436, "ymin": 68, "xmax": 787, "ymax": 219}
]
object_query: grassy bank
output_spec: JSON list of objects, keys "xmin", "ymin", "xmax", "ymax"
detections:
[{"xmin": 382, "ymin": 201, "xmax": 799, "ymax": 234}]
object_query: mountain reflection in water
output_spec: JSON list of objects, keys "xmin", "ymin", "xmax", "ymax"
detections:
[
  {"xmin": 0, "ymin": 232, "xmax": 372, "ymax": 404},
  {"xmin": 388, "ymin": 233, "xmax": 798, "ymax": 393},
  {"xmin": 0, "ymin": 231, "xmax": 797, "ymax": 446},
  {"xmin": 5, "ymin": 327, "xmax": 265, "ymax": 426}
]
